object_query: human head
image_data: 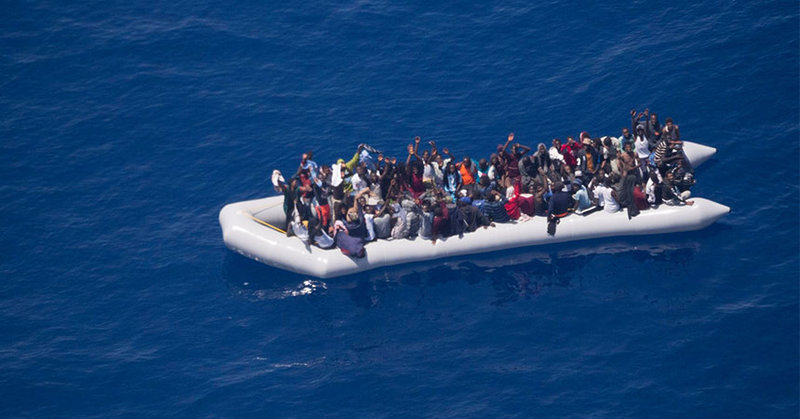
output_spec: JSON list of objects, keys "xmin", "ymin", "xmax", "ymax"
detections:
[
  {"xmin": 622, "ymin": 128, "xmax": 630, "ymax": 137},
  {"xmin": 552, "ymin": 138, "xmax": 561, "ymax": 148},
  {"xmin": 462, "ymin": 156, "xmax": 471, "ymax": 168}
]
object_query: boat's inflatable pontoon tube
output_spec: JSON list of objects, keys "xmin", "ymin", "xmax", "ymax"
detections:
[{"xmin": 219, "ymin": 141, "xmax": 728, "ymax": 278}]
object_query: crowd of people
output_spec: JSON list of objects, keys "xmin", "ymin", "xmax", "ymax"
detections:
[{"xmin": 272, "ymin": 109, "xmax": 697, "ymax": 258}]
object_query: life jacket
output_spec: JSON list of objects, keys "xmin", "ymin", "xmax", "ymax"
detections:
[{"xmin": 459, "ymin": 163, "xmax": 476, "ymax": 185}]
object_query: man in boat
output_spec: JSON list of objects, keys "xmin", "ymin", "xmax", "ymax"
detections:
[
  {"xmin": 571, "ymin": 179, "xmax": 595, "ymax": 215},
  {"xmin": 619, "ymin": 127, "xmax": 633, "ymax": 152},
  {"xmin": 661, "ymin": 171, "xmax": 694, "ymax": 206},
  {"xmin": 546, "ymin": 181, "xmax": 572, "ymax": 235}
]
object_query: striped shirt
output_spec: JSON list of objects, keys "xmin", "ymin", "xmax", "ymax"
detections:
[{"xmin": 653, "ymin": 139, "xmax": 669, "ymax": 165}]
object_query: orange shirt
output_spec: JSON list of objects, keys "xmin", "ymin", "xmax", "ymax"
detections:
[{"xmin": 459, "ymin": 163, "xmax": 475, "ymax": 185}]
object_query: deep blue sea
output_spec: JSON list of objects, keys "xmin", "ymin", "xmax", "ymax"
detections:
[{"xmin": 2, "ymin": 0, "xmax": 798, "ymax": 417}]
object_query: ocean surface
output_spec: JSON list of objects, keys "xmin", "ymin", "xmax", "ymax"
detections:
[{"xmin": 1, "ymin": 0, "xmax": 798, "ymax": 416}]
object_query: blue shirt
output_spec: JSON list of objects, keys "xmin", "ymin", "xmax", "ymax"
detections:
[{"xmin": 572, "ymin": 186, "xmax": 592, "ymax": 210}]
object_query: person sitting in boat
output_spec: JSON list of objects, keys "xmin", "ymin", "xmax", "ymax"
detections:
[
  {"xmin": 457, "ymin": 155, "xmax": 478, "ymax": 190},
  {"xmin": 430, "ymin": 195, "xmax": 450, "ymax": 244},
  {"xmin": 341, "ymin": 188, "xmax": 370, "ymax": 240},
  {"xmin": 518, "ymin": 154, "xmax": 538, "ymax": 190},
  {"xmin": 654, "ymin": 138, "xmax": 684, "ymax": 174},
  {"xmin": 633, "ymin": 181, "xmax": 650, "ymax": 212},
  {"xmin": 474, "ymin": 175, "xmax": 495, "ymax": 200},
  {"xmin": 560, "ymin": 136, "xmax": 582, "ymax": 168},
  {"xmin": 517, "ymin": 184, "xmax": 536, "ymax": 217},
  {"xmin": 548, "ymin": 139, "xmax": 565, "ymax": 173},
  {"xmin": 458, "ymin": 197, "xmax": 493, "ymax": 233},
  {"xmin": 389, "ymin": 200, "xmax": 410, "ymax": 240},
  {"xmin": 443, "ymin": 161, "xmax": 462, "ymax": 198},
  {"xmin": 594, "ymin": 177, "xmax": 620, "ymax": 213},
  {"xmin": 418, "ymin": 201, "xmax": 435, "ymax": 241},
  {"xmin": 559, "ymin": 162, "xmax": 577, "ymax": 186},
  {"xmin": 502, "ymin": 183, "xmax": 524, "ymax": 221},
  {"xmin": 571, "ymin": 179, "xmax": 594, "ymax": 215},
  {"xmin": 490, "ymin": 154, "xmax": 506, "ymax": 181},
  {"xmin": 618, "ymin": 127, "xmax": 634, "ymax": 152},
  {"xmin": 599, "ymin": 137, "xmax": 620, "ymax": 176},
  {"xmin": 661, "ymin": 117, "xmax": 680, "ymax": 143},
  {"xmin": 477, "ymin": 158, "xmax": 492, "ymax": 180},
  {"xmin": 661, "ymin": 171, "xmax": 694, "ymax": 206},
  {"xmin": 332, "ymin": 220, "xmax": 366, "ymax": 258},
  {"xmin": 645, "ymin": 170, "xmax": 662, "ymax": 208},
  {"xmin": 532, "ymin": 183, "xmax": 548, "ymax": 217},
  {"xmin": 481, "ymin": 190, "xmax": 511, "ymax": 223}
]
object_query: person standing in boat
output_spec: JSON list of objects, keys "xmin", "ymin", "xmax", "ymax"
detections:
[{"xmin": 546, "ymin": 181, "xmax": 572, "ymax": 235}]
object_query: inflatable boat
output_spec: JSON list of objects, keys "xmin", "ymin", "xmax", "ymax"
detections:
[{"xmin": 219, "ymin": 141, "xmax": 728, "ymax": 278}]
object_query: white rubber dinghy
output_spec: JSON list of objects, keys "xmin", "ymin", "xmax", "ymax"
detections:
[{"xmin": 219, "ymin": 141, "xmax": 728, "ymax": 278}]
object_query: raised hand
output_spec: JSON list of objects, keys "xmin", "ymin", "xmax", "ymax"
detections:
[
  {"xmin": 507, "ymin": 132, "xmax": 514, "ymax": 142},
  {"xmin": 428, "ymin": 140, "xmax": 436, "ymax": 147},
  {"xmin": 407, "ymin": 144, "xmax": 414, "ymax": 155},
  {"xmin": 442, "ymin": 147, "xmax": 450, "ymax": 155},
  {"xmin": 414, "ymin": 136, "xmax": 421, "ymax": 144},
  {"xmin": 377, "ymin": 154, "xmax": 384, "ymax": 162}
]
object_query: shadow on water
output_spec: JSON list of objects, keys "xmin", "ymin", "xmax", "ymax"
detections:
[
  {"xmin": 222, "ymin": 223, "xmax": 731, "ymax": 308},
  {"xmin": 222, "ymin": 224, "xmax": 730, "ymax": 307}
]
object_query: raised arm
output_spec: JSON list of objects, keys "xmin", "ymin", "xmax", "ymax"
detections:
[
  {"xmin": 516, "ymin": 142, "xmax": 531, "ymax": 156},
  {"xmin": 405, "ymin": 144, "xmax": 415, "ymax": 166},
  {"xmin": 427, "ymin": 140, "xmax": 438, "ymax": 163},
  {"xmin": 344, "ymin": 144, "xmax": 364, "ymax": 172},
  {"xmin": 442, "ymin": 147, "xmax": 455, "ymax": 162},
  {"xmin": 500, "ymin": 132, "xmax": 514, "ymax": 155}
]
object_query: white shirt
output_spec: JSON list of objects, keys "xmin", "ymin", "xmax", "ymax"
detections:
[
  {"xmin": 596, "ymin": 185, "xmax": 619, "ymax": 213},
  {"xmin": 350, "ymin": 173, "xmax": 369, "ymax": 191},
  {"xmin": 634, "ymin": 136, "xmax": 650, "ymax": 159},
  {"xmin": 549, "ymin": 147, "xmax": 565, "ymax": 162}
]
